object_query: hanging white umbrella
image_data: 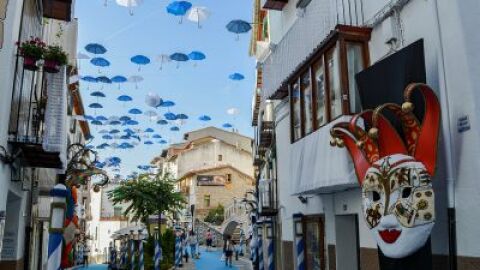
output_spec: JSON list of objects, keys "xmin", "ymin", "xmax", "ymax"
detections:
[
  {"xmin": 156, "ymin": 54, "xmax": 171, "ymax": 70},
  {"xmin": 145, "ymin": 92, "xmax": 162, "ymax": 108},
  {"xmin": 187, "ymin": 6, "xmax": 210, "ymax": 28},
  {"xmin": 116, "ymin": 0, "xmax": 143, "ymax": 15},
  {"xmin": 128, "ymin": 75, "xmax": 144, "ymax": 89},
  {"xmin": 227, "ymin": 107, "xmax": 239, "ymax": 115}
]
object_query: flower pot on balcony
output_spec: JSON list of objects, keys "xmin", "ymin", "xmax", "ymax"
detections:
[
  {"xmin": 43, "ymin": 59, "xmax": 60, "ymax": 73},
  {"xmin": 23, "ymin": 56, "xmax": 39, "ymax": 71}
]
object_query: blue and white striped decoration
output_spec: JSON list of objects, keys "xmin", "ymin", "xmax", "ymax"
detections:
[
  {"xmin": 130, "ymin": 239, "xmax": 135, "ymax": 270},
  {"xmin": 110, "ymin": 246, "xmax": 116, "ymax": 268},
  {"xmin": 139, "ymin": 240, "xmax": 144, "ymax": 270},
  {"xmin": 258, "ymin": 236, "xmax": 264, "ymax": 270},
  {"xmin": 47, "ymin": 184, "xmax": 67, "ymax": 270},
  {"xmin": 175, "ymin": 236, "xmax": 182, "ymax": 266},
  {"xmin": 295, "ymin": 235, "xmax": 305, "ymax": 270},
  {"xmin": 267, "ymin": 238, "xmax": 275, "ymax": 270},
  {"xmin": 154, "ymin": 238, "xmax": 162, "ymax": 270}
]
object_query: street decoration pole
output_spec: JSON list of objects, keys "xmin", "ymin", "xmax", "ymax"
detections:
[
  {"xmin": 293, "ymin": 213, "xmax": 305, "ymax": 270},
  {"xmin": 130, "ymin": 230, "xmax": 135, "ymax": 270},
  {"xmin": 138, "ymin": 229, "xmax": 144, "ymax": 270},
  {"xmin": 257, "ymin": 221, "xmax": 264, "ymax": 270},
  {"xmin": 175, "ymin": 230, "xmax": 182, "ymax": 268},
  {"xmin": 47, "ymin": 183, "xmax": 67, "ymax": 270},
  {"xmin": 154, "ymin": 227, "xmax": 162, "ymax": 270}
]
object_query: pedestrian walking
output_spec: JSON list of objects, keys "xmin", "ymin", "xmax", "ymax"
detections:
[
  {"xmin": 188, "ymin": 230, "xmax": 198, "ymax": 259},
  {"xmin": 84, "ymin": 244, "xmax": 90, "ymax": 267},
  {"xmin": 205, "ymin": 229, "xmax": 213, "ymax": 252},
  {"xmin": 234, "ymin": 240, "xmax": 240, "ymax": 261},
  {"xmin": 224, "ymin": 235, "xmax": 234, "ymax": 268},
  {"xmin": 181, "ymin": 230, "xmax": 189, "ymax": 263}
]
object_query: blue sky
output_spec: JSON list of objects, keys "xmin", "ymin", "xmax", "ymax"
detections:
[{"xmin": 75, "ymin": 1, "xmax": 255, "ymax": 177}]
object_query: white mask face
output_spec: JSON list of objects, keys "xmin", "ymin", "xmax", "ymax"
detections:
[{"xmin": 361, "ymin": 154, "xmax": 435, "ymax": 258}]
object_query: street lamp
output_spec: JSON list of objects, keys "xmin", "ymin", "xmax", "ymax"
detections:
[
  {"xmin": 265, "ymin": 221, "xmax": 273, "ymax": 239},
  {"xmin": 47, "ymin": 183, "xmax": 67, "ymax": 270}
]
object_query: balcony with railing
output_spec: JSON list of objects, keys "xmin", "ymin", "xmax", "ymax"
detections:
[
  {"xmin": 8, "ymin": 55, "xmax": 68, "ymax": 169},
  {"xmin": 261, "ymin": 0, "xmax": 366, "ymax": 100}
]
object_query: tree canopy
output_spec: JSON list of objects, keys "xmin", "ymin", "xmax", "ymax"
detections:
[{"xmin": 107, "ymin": 173, "xmax": 185, "ymax": 226}]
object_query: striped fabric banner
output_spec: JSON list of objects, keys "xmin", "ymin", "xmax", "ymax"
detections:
[
  {"xmin": 47, "ymin": 232, "xmax": 63, "ymax": 270},
  {"xmin": 139, "ymin": 240, "xmax": 144, "ymax": 270},
  {"xmin": 154, "ymin": 239, "xmax": 162, "ymax": 270},
  {"xmin": 175, "ymin": 236, "xmax": 182, "ymax": 266},
  {"xmin": 121, "ymin": 242, "xmax": 127, "ymax": 267},
  {"xmin": 296, "ymin": 236, "xmax": 305, "ymax": 270},
  {"xmin": 267, "ymin": 238, "xmax": 275, "ymax": 270},
  {"xmin": 258, "ymin": 237, "xmax": 264, "ymax": 270}
]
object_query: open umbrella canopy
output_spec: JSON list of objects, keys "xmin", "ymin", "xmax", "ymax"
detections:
[
  {"xmin": 159, "ymin": 140, "xmax": 168, "ymax": 144},
  {"xmin": 85, "ymin": 43, "xmax": 107, "ymax": 54},
  {"xmin": 109, "ymin": 120, "xmax": 122, "ymax": 126},
  {"xmin": 170, "ymin": 126, "xmax": 180, "ymax": 131},
  {"xmin": 226, "ymin": 19, "xmax": 252, "ymax": 34},
  {"xmin": 118, "ymin": 95, "xmax": 133, "ymax": 102},
  {"xmin": 91, "ymin": 91, "xmax": 106, "ymax": 98},
  {"xmin": 166, "ymin": 1, "xmax": 192, "ymax": 16},
  {"xmin": 164, "ymin": 112, "xmax": 177, "ymax": 121},
  {"xmin": 96, "ymin": 115, "xmax": 108, "ymax": 121},
  {"xmin": 157, "ymin": 119, "xmax": 168, "ymax": 125},
  {"xmin": 111, "ymin": 75, "xmax": 128, "ymax": 83},
  {"xmin": 81, "ymin": 76, "xmax": 98, "ymax": 83},
  {"xmin": 144, "ymin": 128, "xmax": 154, "ymax": 133},
  {"xmin": 227, "ymin": 107, "xmax": 240, "ymax": 115},
  {"xmin": 176, "ymin": 113, "xmax": 188, "ymax": 120},
  {"xmin": 131, "ymin": 55, "xmax": 150, "ymax": 65},
  {"xmin": 156, "ymin": 54, "xmax": 171, "ymax": 70},
  {"xmin": 91, "ymin": 57, "xmax": 110, "ymax": 67},
  {"xmin": 126, "ymin": 120, "xmax": 139, "ymax": 125},
  {"xmin": 116, "ymin": 0, "xmax": 143, "ymax": 15},
  {"xmin": 144, "ymin": 141, "xmax": 154, "ymax": 145},
  {"xmin": 84, "ymin": 115, "xmax": 95, "ymax": 121},
  {"xmin": 222, "ymin": 123, "xmax": 233, "ymax": 128},
  {"xmin": 97, "ymin": 76, "xmax": 112, "ymax": 84},
  {"xmin": 198, "ymin": 115, "xmax": 211, "ymax": 121},
  {"xmin": 187, "ymin": 6, "xmax": 210, "ymax": 28},
  {"xmin": 128, "ymin": 108, "xmax": 143, "ymax": 115},
  {"xmin": 89, "ymin": 103, "xmax": 103, "ymax": 109},
  {"xmin": 170, "ymin": 53, "xmax": 189, "ymax": 62},
  {"xmin": 91, "ymin": 120, "xmax": 103, "ymax": 125},
  {"xmin": 152, "ymin": 134, "xmax": 162, "ymax": 139},
  {"xmin": 120, "ymin": 116, "xmax": 132, "ymax": 122},
  {"xmin": 128, "ymin": 75, "xmax": 144, "ymax": 88},
  {"xmin": 109, "ymin": 129, "xmax": 120, "ymax": 134},
  {"xmin": 188, "ymin": 51, "xmax": 206, "ymax": 61},
  {"xmin": 98, "ymin": 129, "xmax": 109, "ymax": 134},
  {"xmin": 145, "ymin": 93, "xmax": 162, "ymax": 108},
  {"xmin": 159, "ymin": 100, "xmax": 175, "ymax": 108},
  {"xmin": 102, "ymin": 135, "xmax": 113, "ymax": 140},
  {"xmin": 229, "ymin": 73, "xmax": 245, "ymax": 80}
]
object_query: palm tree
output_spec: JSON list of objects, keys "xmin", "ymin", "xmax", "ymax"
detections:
[{"xmin": 108, "ymin": 173, "xmax": 185, "ymax": 235}]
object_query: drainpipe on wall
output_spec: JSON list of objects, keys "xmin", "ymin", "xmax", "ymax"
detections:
[{"xmin": 432, "ymin": 1, "xmax": 457, "ymax": 270}]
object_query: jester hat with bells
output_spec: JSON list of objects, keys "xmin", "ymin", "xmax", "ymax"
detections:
[{"xmin": 330, "ymin": 83, "xmax": 441, "ymax": 258}]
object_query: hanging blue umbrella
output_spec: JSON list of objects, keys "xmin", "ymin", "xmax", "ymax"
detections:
[
  {"xmin": 159, "ymin": 100, "xmax": 175, "ymax": 108},
  {"xmin": 144, "ymin": 141, "xmax": 154, "ymax": 145},
  {"xmin": 157, "ymin": 119, "xmax": 168, "ymax": 125},
  {"xmin": 111, "ymin": 75, "xmax": 128, "ymax": 89},
  {"xmin": 159, "ymin": 140, "xmax": 168, "ymax": 144},
  {"xmin": 229, "ymin": 73, "xmax": 245, "ymax": 81},
  {"xmin": 84, "ymin": 115, "xmax": 95, "ymax": 121},
  {"xmin": 170, "ymin": 126, "xmax": 180, "ymax": 131},
  {"xmin": 91, "ymin": 120, "xmax": 103, "ymax": 125},
  {"xmin": 126, "ymin": 120, "xmax": 139, "ymax": 126},
  {"xmin": 86, "ymin": 145, "xmax": 95, "ymax": 150},
  {"xmin": 166, "ymin": 1, "xmax": 192, "ymax": 23},
  {"xmin": 102, "ymin": 134, "xmax": 113, "ymax": 140},
  {"xmin": 109, "ymin": 120, "xmax": 122, "ymax": 126},
  {"xmin": 89, "ymin": 103, "xmax": 103, "ymax": 109},
  {"xmin": 109, "ymin": 129, "xmax": 120, "ymax": 134},
  {"xmin": 145, "ymin": 128, "xmax": 154, "ymax": 133},
  {"xmin": 164, "ymin": 112, "xmax": 177, "ymax": 121},
  {"xmin": 120, "ymin": 116, "xmax": 132, "ymax": 122},
  {"xmin": 98, "ymin": 129, "xmax": 109, "ymax": 134},
  {"xmin": 130, "ymin": 55, "xmax": 150, "ymax": 71},
  {"xmin": 97, "ymin": 143, "xmax": 110, "ymax": 148},
  {"xmin": 81, "ymin": 76, "xmax": 98, "ymax": 83},
  {"xmin": 222, "ymin": 123, "xmax": 233, "ymax": 128},
  {"xmin": 128, "ymin": 108, "xmax": 143, "ymax": 115},
  {"xmin": 188, "ymin": 51, "xmax": 206, "ymax": 66},
  {"xmin": 176, "ymin": 113, "xmax": 188, "ymax": 120},
  {"xmin": 110, "ymin": 143, "xmax": 120, "ymax": 149},
  {"xmin": 169, "ymin": 53, "xmax": 189, "ymax": 68},
  {"xmin": 199, "ymin": 115, "xmax": 211, "ymax": 121},
  {"xmin": 91, "ymin": 57, "xmax": 110, "ymax": 67},
  {"xmin": 85, "ymin": 43, "xmax": 107, "ymax": 54},
  {"xmin": 153, "ymin": 134, "xmax": 162, "ymax": 139},
  {"xmin": 91, "ymin": 91, "xmax": 106, "ymax": 98},
  {"xmin": 96, "ymin": 76, "xmax": 112, "ymax": 84},
  {"xmin": 226, "ymin": 20, "xmax": 252, "ymax": 40},
  {"xmin": 96, "ymin": 115, "xmax": 108, "ymax": 121},
  {"xmin": 120, "ymin": 134, "xmax": 131, "ymax": 140},
  {"xmin": 118, "ymin": 95, "xmax": 133, "ymax": 102}
]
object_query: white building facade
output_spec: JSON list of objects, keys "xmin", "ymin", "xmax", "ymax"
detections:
[{"xmin": 251, "ymin": 0, "xmax": 480, "ymax": 269}]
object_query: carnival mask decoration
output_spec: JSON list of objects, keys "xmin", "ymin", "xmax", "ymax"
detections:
[{"xmin": 330, "ymin": 83, "xmax": 440, "ymax": 258}]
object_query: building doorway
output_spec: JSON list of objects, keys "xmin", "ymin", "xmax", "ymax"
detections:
[
  {"xmin": 303, "ymin": 215, "xmax": 325, "ymax": 270},
  {"xmin": 335, "ymin": 214, "xmax": 360, "ymax": 270}
]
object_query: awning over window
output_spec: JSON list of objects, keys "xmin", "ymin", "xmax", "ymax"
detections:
[
  {"xmin": 43, "ymin": 0, "xmax": 73, "ymax": 22},
  {"xmin": 289, "ymin": 117, "xmax": 358, "ymax": 195}
]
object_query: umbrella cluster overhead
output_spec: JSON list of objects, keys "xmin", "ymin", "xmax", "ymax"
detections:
[{"xmin": 77, "ymin": 2, "xmax": 252, "ymax": 178}]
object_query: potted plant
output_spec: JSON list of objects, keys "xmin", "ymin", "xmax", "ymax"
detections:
[
  {"xmin": 43, "ymin": 45, "xmax": 68, "ymax": 73},
  {"xmin": 16, "ymin": 37, "xmax": 46, "ymax": 71}
]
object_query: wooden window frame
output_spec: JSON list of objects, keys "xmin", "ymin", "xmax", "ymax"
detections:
[
  {"xmin": 302, "ymin": 215, "xmax": 326, "ymax": 270},
  {"xmin": 289, "ymin": 25, "xmax": 371, "ymax": 143}
]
